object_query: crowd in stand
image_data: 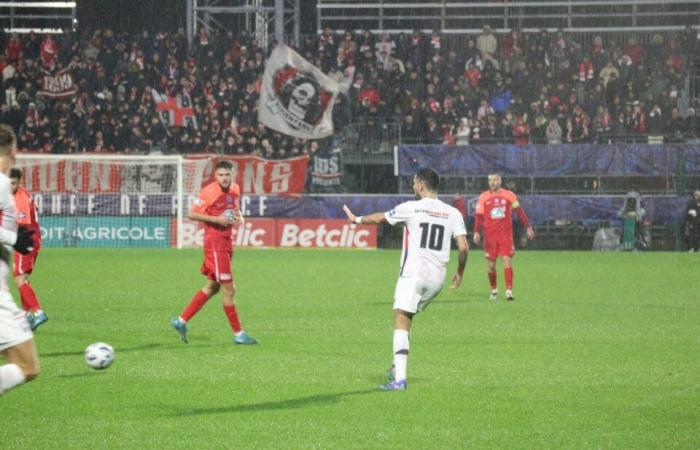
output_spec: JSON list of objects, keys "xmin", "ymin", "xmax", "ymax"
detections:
[{"xmin": 0, "ymin": 25, "xmax": 699, "ymax": 156}]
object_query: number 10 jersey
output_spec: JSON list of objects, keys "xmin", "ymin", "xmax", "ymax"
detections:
[{"xmin": 385, "ymin": 197, "xmax": 467, "ymax": 284}]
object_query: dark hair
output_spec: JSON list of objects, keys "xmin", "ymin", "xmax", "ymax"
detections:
[
  {"xmin": 416, "ymin": 168, "xmax": 440, "ymax": 192},
  {"xmin": 0, "ymin": 124, "xmax": 16, "ymax": 156},
  {"xmin": 9, "ymin": 168, "xmax": 22, "ymax": 180},
  {"xmin": 215, "ymin": 160, "xmax": 233, "ymax": 171}
]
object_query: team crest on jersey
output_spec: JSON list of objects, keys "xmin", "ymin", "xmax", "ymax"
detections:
[
  {"xmin": 388, "ymin": 209, "xmax": 397, "ymax": 217},
  {"xmin": 18, "ymin": 212, "xmax": 26, "ymax": 219}
]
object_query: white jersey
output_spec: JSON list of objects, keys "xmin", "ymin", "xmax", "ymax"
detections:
[
  {"xmin": 0, "ymin": 172, "xmax": 17, "ymax": 293},
  {"xmin": 385, "ymin": 197, "xmax": 467, "ymax": 284}
]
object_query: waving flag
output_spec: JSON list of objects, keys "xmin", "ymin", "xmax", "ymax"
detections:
[
  {"xmin": 259, "ymin": 44, "xmax": 339, "ymax": 139},
  {"xmin": 152, "ymin": 90, "xmax": 198, "ymax": 129}
]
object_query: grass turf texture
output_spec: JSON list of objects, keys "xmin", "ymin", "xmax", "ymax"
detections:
[{"xmin": 2, "ymin": 248, "xmax": 699, "ymax": 449}]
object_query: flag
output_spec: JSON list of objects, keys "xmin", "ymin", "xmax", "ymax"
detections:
[
  {"xmin": 152, "ymin": 89, "xmax": 198, "ymax": 129},
  {"xmin": 39, "ymin": 68, "xmax": 77, "ymax": 99},
  {"xmin": 258, "ymin": 44, "xmax": 339, "ymax": 139}
]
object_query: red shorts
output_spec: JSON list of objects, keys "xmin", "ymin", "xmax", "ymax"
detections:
[
  {"xmin": 483, "ymin": 234, "xmax": 514, "ymax": 260},
  {"xmin": 13, "ymin": 250, "xmax": 39, "ymax": 276},
  {"xmin": 200, "ymin": 250, "xmax": 234, "ymax": 284}
]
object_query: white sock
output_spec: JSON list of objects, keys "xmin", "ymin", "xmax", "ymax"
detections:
[
  {"xmin": 393, "ymin": 329, "xmax": 410, "ymax": 382},
  {"xmin": 0, "ymin": 363, "xmax": 26, "ymax": 395}
]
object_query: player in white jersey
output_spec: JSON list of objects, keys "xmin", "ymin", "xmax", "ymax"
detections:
[
  {"xmin": 343, "ymin": 168, "xmax": 469, "ymax": 390},
  {"xmin": 0, "ymin": 124, "xmax": 40, "ymax": 396}
]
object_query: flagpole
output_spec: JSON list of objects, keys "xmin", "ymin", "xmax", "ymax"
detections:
[{"xmin": 275, "ymin": 0, "xmax": 284, "ymax": 44}]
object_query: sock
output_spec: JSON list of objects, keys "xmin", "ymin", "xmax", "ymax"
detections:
[
  {"xmin": 488, "ymin": 270, "xmax": 497, "ymax": 289},
  {"xmin": 0, "ymin": 364, "xmax": 26, "ymax": 395},
  {"xmin": 393, "ymin": 329, "xmax": 410, "ymax": 382},
  {"xmin": 505, "ymin": 268, "xmax": 513, "ymax": 290},
  {"xmin": 19, "ymin": 282, "xmax": 41, "ymax": 313},
  {"xmin": 180, "ymin": 290, "xmax": 210, "ymax": 322},
  {"xmin": 223, "ymin": 304, "xmax": 242, "ymax": 333}
]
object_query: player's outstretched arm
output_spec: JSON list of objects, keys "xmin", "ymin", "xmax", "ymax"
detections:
[
  {"xmin": 342, "ymin": 205, "xmax": 387, "ymax": 225},
  {"xmin": 450, "ymin": 234, "xmax": 469, "ymax": 290}
]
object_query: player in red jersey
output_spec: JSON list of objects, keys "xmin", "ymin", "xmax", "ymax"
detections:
[
  {"xmin": 9, "ymin": 169, "xmax": 47, "ymax": 330},
  {"xmin": 473, "ymin": 173, "xmax": 534, "ymax": 301},
  {"xmin": 170, "ymin": 160, "xmax": 257, "ymax": 345}
]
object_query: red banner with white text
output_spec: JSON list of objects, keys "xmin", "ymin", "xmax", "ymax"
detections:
[
  {"xmin": 176, "ymin": 218, "xmax": 377, "ymax": 249},
  {"xmin": 183, "ymin": 154, "xmax": 309, "ymax": 194},
  {"xmin": 15, "ymin": 154, "xmax": 309, "ymax": 195}
]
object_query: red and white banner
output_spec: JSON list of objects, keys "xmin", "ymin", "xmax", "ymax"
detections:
[
  {"xmin": 184, "ymin": 154, "xmax": 309, "ymax": 195},
  {"xmin": 15, "ymin": 154, "xmax": 309, "ymax": 195},
  {"xmin": 16, "ymin": 159, "xmax": 122, "ymax": 192},
  {"xmin": 177, "ymin": 218, "xmax": 377, "ymax": 249},
  {"xmin": 39, "ymin": 68, "xmax": 77, "ymax": 99},
  {"xmin": 152, "ymin": 89, "xmax": 198, "ymax": 129}
]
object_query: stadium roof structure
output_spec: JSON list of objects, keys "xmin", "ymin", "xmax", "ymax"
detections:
[{"xmin": 317, "ymin": 0, "xmax": 700, "ymax": 34}]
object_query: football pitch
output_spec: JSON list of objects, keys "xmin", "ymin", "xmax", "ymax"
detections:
[{"xmin": 2, "ymin": 248, "xmax": 699, "ymax": 449}]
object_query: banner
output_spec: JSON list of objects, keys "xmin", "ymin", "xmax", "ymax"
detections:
[
  {"xmin": 309, "ymin": 137, "xmax": 342, "ymax": 191},
  {"xmin": 152, "ymin": 89, "xmax": 198, "ymax": 129},
  {"xmin": 28, "ymin": 193, "xmax": 689, "ymax": 227},
  {"xmin": 397, "ymin": 144, "xmax": 700, "ymax": 177},
  {"xmin": 177, "ymin": 218, "xmax": 376, "ymax": 249},
  {"xmin": 183, "ymin": 154, "xmax": 309, "ymax": 194},
  {"xmin": 40, "ymin": 216, "xmax": 171, "ymax": 248},
  {"xmin": 39, "ymin": 68, "xmax": 77, "ymax": 99},
  {"xmin": 258, "ymin": 44, "xmax": 339, "ymax": 139},
  {"xmin": 15, "ymin": 155, "xmax": 309, "ymax": 195}
]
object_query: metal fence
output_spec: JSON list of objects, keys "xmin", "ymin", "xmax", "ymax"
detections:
[{"xmin": 317, "ymin": 0, "xmax": 700, "ymax": 33}]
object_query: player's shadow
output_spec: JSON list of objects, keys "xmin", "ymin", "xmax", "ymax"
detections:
[
  {"xmin": 173, "ymin": 388, "xmax": 378, "ymax": 416},
  {"xmin": 41, "ymin": 343, "xmax": 165, "ymax": 358}
]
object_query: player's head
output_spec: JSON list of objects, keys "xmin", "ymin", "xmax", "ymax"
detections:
[
  {"xmin": 0, "ymin": 124, "xmax": 17, "ymax": 174},
  {"xmin": 9, "ymin": 168, "xmax": 22, "ymax": 194},
  {"xmin": 488, "ymin": 172, "xmax": 502, "ymax": 191},
  {"xmin": 413, "ymin": 168, "xmax": 440, "ymax": 198},
  {"xmin": 214, "ymin": 160, "xmax": 233, "ymax": 189},
  {"xmin": 693, "ymin": 190, "xmax": 700, "ymax": 201}
]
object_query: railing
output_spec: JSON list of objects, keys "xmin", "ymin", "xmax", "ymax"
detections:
[{"xmin": 317, "ymin": 0, "xmax": 700, "ymax": 33}]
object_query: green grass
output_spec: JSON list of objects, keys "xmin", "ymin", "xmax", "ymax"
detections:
[{"xmin": 2, "ymin": 248, "xmax": 699, "ymax": 449}]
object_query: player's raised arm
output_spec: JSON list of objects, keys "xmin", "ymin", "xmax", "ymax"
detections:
[{"xmin": 342, "ymin": 204, "xmax": 388, "ymax": 225}]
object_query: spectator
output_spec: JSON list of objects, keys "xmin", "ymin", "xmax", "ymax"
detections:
[
  {"xmin": 476, "ymin": 25, "xmax": 498, "ymax": 60},
  {"xmin": 683, "ymin": 190, "xmax": 700, "ymax": 252},
  {"xmin": 546, "ymin": 117, "xmax": 562, "ymax": 144},
  {"xmin": 455, "ymin": 118, "xmax": 470, "ymax": 145},
  {"xmin": 513, "ymin": 115, "xmax": 530, "ymax": 145}
]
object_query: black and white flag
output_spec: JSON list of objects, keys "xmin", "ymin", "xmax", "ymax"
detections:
[{"xmin": 259, "ymin": 44, "xmax": 339, "ymax": 139}]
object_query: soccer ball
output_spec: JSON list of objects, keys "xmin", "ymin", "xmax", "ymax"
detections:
[{"xmin": 84, "ymin": 342, "xmax": 115, "ymax": 370}]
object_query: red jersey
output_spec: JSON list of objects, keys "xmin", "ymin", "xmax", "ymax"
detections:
[
  {"xmin": 191, "ymin": 181, "xmax": 241, "ymax": 251},
  {"xmin": 475, "ymin": 188, "xmax": 520, "ymax": 237},
  {"xmin": 13, "ymin": 186, "xmax": 41, "ymax": 248}
]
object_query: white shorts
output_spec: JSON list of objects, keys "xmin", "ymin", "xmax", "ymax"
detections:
[
  {"xmin": 0, "ymin": 292, "xmax": 32, "ymax": 352},
  {"xmin": 393, "ymin": 277, "xmax": 443, "ymax": 314}
]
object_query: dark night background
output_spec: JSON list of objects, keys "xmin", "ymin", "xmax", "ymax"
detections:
[{"xmin": 75, "ymin": 0, "xmax": 317, "ymax": 34}]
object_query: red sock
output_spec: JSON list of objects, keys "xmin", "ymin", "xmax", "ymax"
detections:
[
  {"xmin": 19, "ymin": 282, "xmax": 41, "ymax": 312},
  {"xmin": 223, "ymin": 304, "xmax": 242, "ymax": 333},
  {"xmin": 487, "ymin": 270, "xmax": 497, "ymax": 289},
  {"xmin": 181, "ymin": 290, "xmax": 210, "ymax": 322},
  {"xmin": 505, "ymin": 268, "xmax": 513, "ymax": 290}
]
